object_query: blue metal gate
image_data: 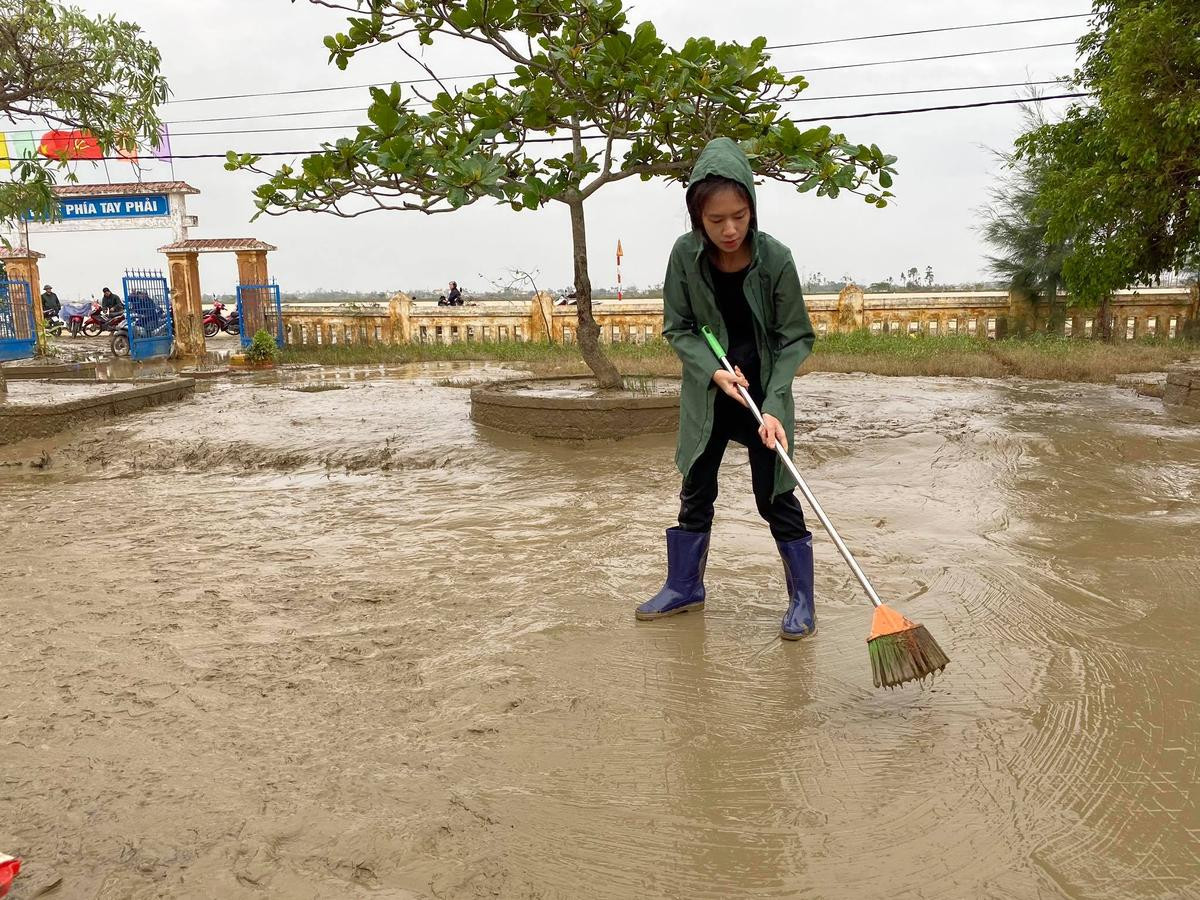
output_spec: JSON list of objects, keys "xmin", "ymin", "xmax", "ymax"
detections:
[
  {"xmin": 121, "ymin": 269, "xmax": 174, "ymax": 360},
  {"xmin": 236, "ymin": 281, "xmax": 283, "ymax": 348},
  {"xmin": 0, "ymin": 279, "xmax": 36, "ymax": 362}
]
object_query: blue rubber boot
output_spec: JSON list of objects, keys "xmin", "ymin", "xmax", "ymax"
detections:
[
  {"xmin": 635, "ymin": 527, "xmax": 709, "ymax": 621},
  {"xmin": 777, "ymin": 535, "xmax": 816, "ymax": 640}
]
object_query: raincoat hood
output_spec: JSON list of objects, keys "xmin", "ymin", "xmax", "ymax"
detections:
[
  {"xmin": 663, "ymin": 137, "xmax": 815, "ymax": 499},
  {"xmin": 686, "ymin": 138, "xmax": 758, "ymax": 217}
]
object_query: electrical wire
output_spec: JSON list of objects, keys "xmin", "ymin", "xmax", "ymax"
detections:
[
  {"xmin": 162, "ymin": 29, "xmax": 1082, "ymax": 104},
  {"xmin": 6, "ymin": 91, "xmax": 1084, "ymax": 153},
  {"xmin": 162, "ymin": 79, "xmax": 1066, "ymax": 127},
  {"xmin": 782, "ymin": 41, "xmax": 1075, "ymax": 75},
  {"xmin": 765, "ymin": 12, "xmax": 1089, "ymax": 49}
]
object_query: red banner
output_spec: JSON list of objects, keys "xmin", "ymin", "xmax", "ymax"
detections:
[{"xmin": 38, "ymin": 130, "xmax": 104, "ymax": 160}]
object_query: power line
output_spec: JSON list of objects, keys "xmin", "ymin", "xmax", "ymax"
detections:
[
  {"xmin": 162, "ymin": 31, "xmax": 1081, "ymax": 105},
  {"xmin": 765, "ymin": 13, "xmax": 1089, "ymax": 49},
  {"xmin": 789, "ymin": 91, "xmax": 1088, "ymax": 123},
  {"xmin": 169, "ymin": 106, "xmax": 368, "ymax": 125},
  {"xmin": 787, "ymin": 80, "xmax": 1062, "ymax": 102},
  {"xmin": 164, "ymin": 71, "xmax": 510, "ymax": 105},
  {"xmin": 140, "ymin": 91, "xmax": 1099, "ymax": 142},
  {"xmin": 162, "ymin": 79, "xmax": 1065, "ymax": 127},
  {"xmin": 784, "ymin": 41, "xmax": 1075, "ymax": 75}
]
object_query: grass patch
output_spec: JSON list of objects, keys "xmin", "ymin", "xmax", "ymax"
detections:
[
  {"xmin": 288, "ymin": 383, "xmax": 348, "ymax": 393},
  {"xmin": 280, "ymin": 339, "xmax": 674, "ymax": 368},
  {"xmin": 279, "ymin": 333, "xmax": 1196, "ymax": 383}
]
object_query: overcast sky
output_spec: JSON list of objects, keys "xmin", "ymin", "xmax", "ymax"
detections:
[{"xmin": 8, "ymin": 0, "xmax": 1087, "ymax": 299}]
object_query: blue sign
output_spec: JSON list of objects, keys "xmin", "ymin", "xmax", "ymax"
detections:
[{"xmin": 56, "ymin": 193, "xmax": 170, "ymax": 220}]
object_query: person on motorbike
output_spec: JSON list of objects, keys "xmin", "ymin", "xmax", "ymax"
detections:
[
  {"xmin": 40, "ymin": 285, "xmax": 62, "ymax": 319},
  {"xmin": 128, "ymin": 290, "xmax": 163, "ymax": 336},
  {"xmin": 99, "ymin": 287, "xmax": 122, "ymax": 319}
]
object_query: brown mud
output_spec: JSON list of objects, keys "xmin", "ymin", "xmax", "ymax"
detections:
[{"xmin": 1, "ymin": 365, "xmax": 1198, "ymax": 899}]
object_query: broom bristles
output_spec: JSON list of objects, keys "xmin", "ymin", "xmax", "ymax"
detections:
[{"xmin": 867, "ymin": 604, "xmax": 949, "ymax": 689}]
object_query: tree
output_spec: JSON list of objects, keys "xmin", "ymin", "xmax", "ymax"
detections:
[
  {"xmin": 982, "ymin": 105, "xmax": 1071, "ymax": 333},
  {"xmin": 0, "ymin": 0, "xmax": 167, "ymax": 226},
  {"xmin": 1013, "ymin": 0, "xmax": 1200, "ymax": 306},
  {"xmin": 924, "ymin": 265, "xmax": 933, "ymax": 287},
  {"xmin": 231, "ymin": 0, "xmax": 896, "ymax": 387}
]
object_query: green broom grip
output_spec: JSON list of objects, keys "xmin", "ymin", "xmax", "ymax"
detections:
[{"xmin": 700, "ymin": 325, "xmax": 726, "ymax": 360}]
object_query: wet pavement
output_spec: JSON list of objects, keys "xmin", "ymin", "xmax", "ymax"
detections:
[{"xmin": 1, "ymin": 364, "xmax": 1198, "ymax": 899}]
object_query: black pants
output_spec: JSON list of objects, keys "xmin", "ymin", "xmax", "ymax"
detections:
[{"xmin": 678, "ymin": 393, "xmax": 810, "ymax": 542}]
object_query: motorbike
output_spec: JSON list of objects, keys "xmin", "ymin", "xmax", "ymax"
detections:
[
  {"xmin": 42, "ymin": 310, "xmax": 65, "ymax": 337},
  {"xmin": 223, "ymin": 307, "xmax": 241, "ymax": 336},
  {"xmin": 111, "ymin": 298, "xmax": 168, "ymax": 358},
  {"xmin": 60, "ymin": 301, "xmax": 92, "ymax": 338},
  {"xmin": 203, "ymin": 301, "xmax": 232, "ymax": 338},
  {"xmin": 110, "ymin": 325, "xmax": 130, "ymax": 357},
  {"xmin": 82, "ymin": 301, "xmax": 124, "ymax": 337}
]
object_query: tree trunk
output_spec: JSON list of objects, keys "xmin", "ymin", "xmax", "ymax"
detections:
[
  {"xmin": 567, "ymin": 198, "xmax": 622, "ymax": 389},
  {"xmin": 1095, "ymin": 295, "xmax": 1113, "ymax": 341},
  {"xmin": 1047, "ymin": 280, "xmax": 1066, "ymax": 334}
]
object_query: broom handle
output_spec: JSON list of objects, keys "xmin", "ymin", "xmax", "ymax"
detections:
[{"xmin": 701, "ymin": 326, "xmax": 883, "ymax": 609}]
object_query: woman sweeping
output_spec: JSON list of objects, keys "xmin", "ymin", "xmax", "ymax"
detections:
[{"xmin": 637, "ymin": 137, "xmax": 818, "ymax": 639}]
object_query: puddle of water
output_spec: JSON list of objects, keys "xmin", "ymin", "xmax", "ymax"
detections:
[{"xmin": 0, "ymin": 368, "xmax": 1197, "ymax": 898}]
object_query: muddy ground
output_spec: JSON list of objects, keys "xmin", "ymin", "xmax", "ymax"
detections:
[{"xmin": 1, "ymin": 364, "xmax": 1198, "ymax": 899}]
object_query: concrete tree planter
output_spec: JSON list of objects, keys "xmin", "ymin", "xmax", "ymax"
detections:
[
  {"xmin": 0, "ymin": 378, "xmax": 196, "ymax": 446},
  {"xmin": 1163, "ymin": 364, "xmax": 1200, "ymax": 421},
  {"xmin": 470, "ymin": 375, "xmax": 680, "ymax": 439}
]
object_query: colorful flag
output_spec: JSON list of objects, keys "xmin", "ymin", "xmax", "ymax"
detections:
[
  {"xmin": 9, "ymin": 131, "xmax": 36, "ymax": 162},
  {"xmin": 0, "ymin": 134, "xmax": 9, "ymax": 171},
  {"xmin": 38, "ymin": 130, "xmax": 103, "ymax": 160},
  {"xmin": 152, "ymin": 124, "xmax": 172, "ymax": 161},
  {"xmin": 616, "ymin": 239, "xmax": 624, "ymax": 262},
  {"xmin": 116, "ymin": 137, "xmax": 138, "ymax": 162}
]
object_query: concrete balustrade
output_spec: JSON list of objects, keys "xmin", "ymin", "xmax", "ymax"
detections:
[{"xmin": 278, "ymin": 285, "xmax": 1198, "ymax": 348}]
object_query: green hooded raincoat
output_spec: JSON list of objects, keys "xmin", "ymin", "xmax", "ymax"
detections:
[{"xmin": 663, "ymin": 138, "xmax": 816, "ymax": 499}]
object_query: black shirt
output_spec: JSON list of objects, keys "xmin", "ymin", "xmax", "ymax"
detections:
[{"xmin": 709, "ymin": 261, "xmax": 763, "ymax": 402}]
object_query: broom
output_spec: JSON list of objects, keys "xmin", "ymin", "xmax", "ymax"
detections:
[{"xmin": 701, "ymin": 326, "xmax": 949, "ymax": 689}]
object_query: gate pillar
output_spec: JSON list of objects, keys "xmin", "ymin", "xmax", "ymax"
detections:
[
  {"xmin": 235, "ymin": 250, "xmax": 270, "ymax": 287},
  {"xmin": 164, "ymin": 250, "xmax": 206, "ymax": 356},
  {"xmin": 1, "ymin": 248, "xmax": 46, "ymax": 352}
]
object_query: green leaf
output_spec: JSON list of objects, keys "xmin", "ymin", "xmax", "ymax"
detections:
[
  {"xmin": 490, "ymin": 0, "xmax": 516, "ymax": 22},
  {"xmin": 797, "ymin": 126, "xmax": 831, "ymax": 147}
]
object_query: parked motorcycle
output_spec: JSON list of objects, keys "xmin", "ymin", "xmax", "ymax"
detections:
[
  {"xmin": 203, "ymin": 301, "xmax": 232, "ymax": 338},
  {"xmin": 223, "ymin": 307, "xmax": 241, "ymax": 336},
  {"xmin": 60, "ymin": 301, "xmax": 92, "ymax": 338},
  {"xmin": 82, "ymin": 301, "xmax": 124, "ymax": 337},
  {"xmin": 42, "ymin": 310, "xmax": 65, "ymax": 337}
]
